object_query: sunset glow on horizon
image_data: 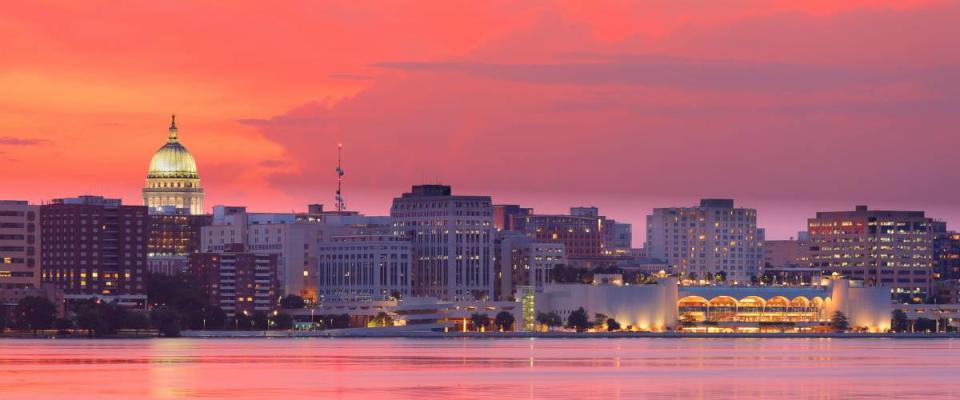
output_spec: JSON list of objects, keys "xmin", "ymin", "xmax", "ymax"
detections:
[{"xmin": 3, "ymin": 0, "xmax": 959, "ymax": 240}]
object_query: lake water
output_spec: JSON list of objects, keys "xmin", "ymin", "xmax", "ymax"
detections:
[{"xmin": 0, "ymin": 337, "xmax": 958, "ymax": 399}]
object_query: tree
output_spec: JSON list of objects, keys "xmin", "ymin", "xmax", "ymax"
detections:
[
  {"xmin": 593, "ymin": 313, "xmax": 609, "ymax": 330},
  {"xmin": 914, "ymin": 317, "xmax": 937, "ymax": 332},
  {"xmin": 0, "ymin": 309, "xmax": 6, "ymax": 332},
  {"xmin": 15, "ymin": 296, "xmax": 57, "ymax": 334},
  {"xmin": 566, "ymin": 307, "xmax": 591, "ymax": 332},
  {"xmin": 235, "ymin": 312, "xmax": 253, "ymax": 330},
  {"xmin": 271, "ymin": 312, "xmax": 294, "ymax": 330},
  {"xmin": 536, "ymin": 312, "xmax": 563, "ymax": 331},
  {"xmin": 470, "ymin": 313, "xmax": 490, "ymax": 332},
  {"xmin": 605, "ymin": 318, "xmax": 621, "ymax": 332},
  {"xmin": 75, "ymin": 303, "xmax": 104, "ymax": 337},
  {"xmin": 369, "ymin": 312, "xmax": 393, "ymax": 327},
  {"xmin": 202, "ymin": 307, "xmax": 227, "ymax": 330},
  {"xmin": 390, "ymin": 290, "xmax": 402, "ymax": 301},
  {"xmin": 126, "ymin": 312, "xmax": 151, "ymax": 333},
  {"xmin": 830, "ymin": 311, "xmax": 849, "ymax": 332},
  {"xmin": 150, "ymin": 306, "xmax": 182, "ymax": 337},
  {"xmin": 251, "ymin": 311, "xmax": 269, "ymax": 330},
  {"xmin": 494, "ymin": 311, "xmax": 515, "ymax": 332},
  {"xmin": 279, "ymin": 295, "xmax": 306, "ymax": 310},
  {"xmin": 891, "ymin": 309, "xmax": 909, "ymax": 333},
  {"xmin": 54, "ymin": 318, "xmax": 73, "ymax": 333},
  {"xmin": 715, "ymin": 270, "xmax": 727, "ymax": 283},
  {"xmin": 333, "ymin": 314, "xmax": 352, "ymax": 329}
]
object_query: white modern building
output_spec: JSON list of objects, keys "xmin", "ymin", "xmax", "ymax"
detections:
[
  {"xmin": 645, "ymin": 199, "xmax": 764, "ymax": 283},
  {"xmin": 536, "ymin": 276, "xmax": 893, "ymax": 332},
  {"xmin": 390, "ymin": 185, "xmax": 495, "ymax": 301},
  {"xmin": 315, "ymin": 234, "xmax": 412, "ymax": 301}
]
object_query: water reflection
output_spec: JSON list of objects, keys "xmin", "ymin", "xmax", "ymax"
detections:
[{"xmin": 0, "ymin": 338, "xmax": 957, "ymax": 399}]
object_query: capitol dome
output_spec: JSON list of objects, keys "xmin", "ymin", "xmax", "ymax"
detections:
[{"xmin": 147, "ymin": 116, "xmax": 199, "ymax": 179}]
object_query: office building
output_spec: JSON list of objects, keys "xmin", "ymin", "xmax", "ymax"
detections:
[
  {"xmin": 807, "ymin": 205, "xmax": 935, "ymax": 301},
  {"xmin": 390, "ymin": 185, "xmax": 495, "ymax": 301},
  {"xmin": 315, "ymin": 234, "xmax": 412, "ymax": 301},
  {"xmin": 147, "ymin": 207, "xmax": 211, "ymax": 275},
  {"xmin": 495, "ymin": 232, "xmax": 565, "ymax": 300}
]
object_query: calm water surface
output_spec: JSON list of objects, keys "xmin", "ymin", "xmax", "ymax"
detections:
[{"xmin": 0, "ymin": 337, "xmax": 958, "ymax": 399}]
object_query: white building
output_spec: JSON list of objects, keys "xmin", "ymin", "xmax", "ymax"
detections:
[
  {"xmin": 0, "ymin": 200, "xmax": 41, "ymax": 291},
  {"xmin": 390, "ymin": 185, "xmax": 495, "ymax": 301},
  {"xmin": 315, "ymin": 235, "xmax": 412, "ymax": 301},
  {"xmin": 201, "ymin": 205, "xmax": 392, "ymax": 300},
  {"xmin": 645, "ymin": 199, "xmax": 763, "ymax": 283}
]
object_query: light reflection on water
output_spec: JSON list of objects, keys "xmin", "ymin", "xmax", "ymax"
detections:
[{"xmin": 0, "ymin": 338, "xmax": 957, "ymax": 399}]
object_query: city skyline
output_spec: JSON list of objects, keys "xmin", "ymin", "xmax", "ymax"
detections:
[{"xmin": 2, "ymin": 1, "xmax": 960, "ymax": 241}]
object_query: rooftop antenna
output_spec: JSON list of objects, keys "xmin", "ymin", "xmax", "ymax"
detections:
[{"xmin": 335, "ymin": 143, "xmax": 346, "ymax": 212}]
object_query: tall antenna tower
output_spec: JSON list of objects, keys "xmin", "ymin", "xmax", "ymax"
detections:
[{"xmin": 335, "ymin": 143, "xmax": 346, "ymax": 212}]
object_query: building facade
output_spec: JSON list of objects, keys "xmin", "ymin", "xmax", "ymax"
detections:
[
  {"xmin": 495, "ymin": 232, "xmax": 566, "ymax": 300},
  {"xmin": 190, "ymin": 245, "xmax": 279, "ymax": 318},
  {"xmin": 390, "ymin": 185, "xmax": 495, "ymax": 301},
  {"xmin": 0, "ymin": 200, "xmax": 41, "ymax": 292},
  {"xmin": 147, "ymin": 207, "xmax": 211, "ymax": 275},
  {"xmin": 807, "ymin": 205, "xmax": 935, "ymax": 301},
  {"xmin": 315, "ymin": 234, "xmax": 412, "ymax": 301},
  {"xmin": 143, "ymin": 116, "xmax": 204, "ymax": 215},
  {"xmin": 645, "ymin": 199, "xmax": 763, "ymax": 283},
  {"xmin": 40, "ymin": 196, "xmax": 148, "ymax": 306}
]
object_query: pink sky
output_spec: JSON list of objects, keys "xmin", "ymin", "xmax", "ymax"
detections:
[{"xmin": 1, "ymin": 0, "xmax": 958, "ymax": 241}]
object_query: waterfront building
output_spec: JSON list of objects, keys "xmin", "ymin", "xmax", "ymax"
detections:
[
  {"xmin": 645, "ymin": 199, "xmax": 764, "ymax": 283},
  {"xmin": 536, "ymin": 276, "xmax": 892, "ymax": 332},
  {"xmin": 189, "ymin": 244, "xmax": 279, "ymax": 318},
  {"xmin": 390, "ymin": 185, "xmax": 495, "ymax": 301},
  {"xmin": 315, "ymin": 234, "xmax": 412, "ymax": 301},
  {"xmin": 143, "ymin": 116, "xmax": 204, "ymax": 215},
  {"xmin": 807, "ymin": 205, "xmax": 935, "ymax": 301},
  {"xmin": 201, "ymin": 205, "xmax": 392, "ymax": 300},
  {"xmin": 147, "ymin": 206, "xmax": 211, "ymax": 275},
  {"xmin": 40, "ymin": 196, "xmax": 148, "ymax": 307},
  {"xmin": 494, "ymin": 231, "xmax": 566, "ymax": 300},
  {"xmin": 0, "ymin": 200, "xmax": 41, "ymax": 291}
]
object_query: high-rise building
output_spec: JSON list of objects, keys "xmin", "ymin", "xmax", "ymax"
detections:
[
  {"xmin": 390, "ymin": 185, "xmax": 495, "ymax": 301},
  {"xmin": 807, "ymin": 205, "xmax": 935, "ymax": 301},
  {"xmin": 510, "ymin": 207, "xmax": 631, "ymax": 262},
  {"xmin": 0, "ymin": 200, "xmax": 41, "ymax": 290},
  {"xmin": 40, "ymin": 196, "xmax": 148, "ymax": 306},
  {"xmin": 645, "ymin": 199, "xmax": 763, "ymax": 283},
  {"xmin": 190, "ymin": 244, "xmax": 279, "ymax": 318},
  {"xmin": 147, "ymin": 207, "xmax": 211, "ymax": 275},
  {"xmin": 492, "ymin": 204, "xmax": 532, "ymax": 231},
  {"xmin": 315, "ymin": 234, "xmax": 412, "ymax": 301},
  {"xmin": 495, "ymin": 231, "xmax": 565, "ymax": 300},
  {"xmin": 143, "ymin": 116, "xmax": 205, "ymax": 215}
]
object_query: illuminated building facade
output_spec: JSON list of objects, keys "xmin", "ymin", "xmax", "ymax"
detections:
[
  {"xmin": 190, "ymin": 244, "xmax": 279, "ymax": 318},
  {"xmin": 315, "ymin": 234, "xmax": 412, "ymax": 301},
  {"xmin": 143, "ymin": 116, "xmax": 205, "ymax": 215},
  {"xmin": 645, "ymin": 199, "xmax": 764, "ymax": 283},
  {"xmin": 147, "ymin": 208, "xmax": 211, "ymax": 275},
  {"xmin": 40, "ymin": 196, "xmax": 148, "ymax": 306},
  {"xmin": 390, "ymin": 185, "xmax": 495, "ymax": 301},
  {"xmin": 536, "ymin": 276, "xmax": 893, "ymax": 332},
  {"xmin": 807, "ymin": 205, "xmax": 935, "ymax": 301},
  {"xmin": 0, "ymin": 200, "xmax": 40, "ymax": 291}
]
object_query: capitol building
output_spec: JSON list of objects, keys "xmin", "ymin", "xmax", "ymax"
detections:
[{"xmin": 143, "ymin": 115, "xmax": 204, "ymax": 214}]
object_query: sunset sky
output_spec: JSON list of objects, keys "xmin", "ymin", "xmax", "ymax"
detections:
[{"xmin": 2, "ymin": 0, "xmax": 958, "ymax": 241}]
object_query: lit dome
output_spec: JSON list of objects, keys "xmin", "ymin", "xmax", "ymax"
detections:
[{"xmin": 147, "ymin": 116, "xmax": 199, "ymax": 179}]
